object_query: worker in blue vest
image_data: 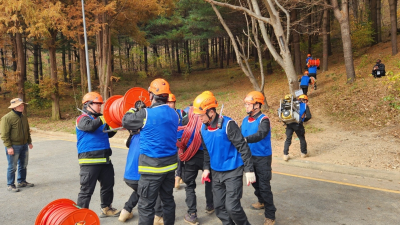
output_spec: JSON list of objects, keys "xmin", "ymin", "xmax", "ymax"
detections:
[
  {"xmin": 241, "ymin": 91, "xmax": 276, "ymax": 225},
  {"xmin": 75, "ymin": 92, "xmax": 120, "ymax": 217},
  {"xmin": 299, "ymin": 71, "xmax": 311, "ymax": 95},
  {"xmin": 122, "ymin": 78, "xmax": 179, "ymax": 225},
  {"xmin": 193, "ymin": 91, "xmax": 255, "ymax": 225},
  {"xmin": 306, "ymin": 54, "xmax": 318, "ymax": 90}
]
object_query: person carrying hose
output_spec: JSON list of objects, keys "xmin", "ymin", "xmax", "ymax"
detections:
[
  {"xmin": 241, "ymin": 91, "xmax": 276, "ymax": 225},
  {"xmin": 122, "ymin": 78, "xmax": 179, "ymax": 225},
  {"xmin": 177, "ymin": 91, "xmax": 215, "ymax": 224},
  {"xmin": 305, "ymin": 54, "xmax": 319, "ymax": 90},
  {"xmin": 75, "ymin": 92, "xmax": 120, "ymax": 217},
  {"xmin": 193, "ymin": 91, "xmax": 255, "ymax": 225}
]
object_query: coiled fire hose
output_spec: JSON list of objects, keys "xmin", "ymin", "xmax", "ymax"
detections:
[{"xmin": 177, "ymin": 107, "xmax": 202, "ymax": 162}]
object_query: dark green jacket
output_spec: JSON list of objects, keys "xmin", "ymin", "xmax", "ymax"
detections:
[{"xmin": 0, "ymin": 110, "xmax": 32, "ymax": 148}]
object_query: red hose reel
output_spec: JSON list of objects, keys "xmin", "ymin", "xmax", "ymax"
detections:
[
  {"xmin": 35, "ymin": 199, "xmax": 100, "ymax": 225},
  {"xmin": 103, "ymin": 87, "xmax": 151, "ymax": 129}
]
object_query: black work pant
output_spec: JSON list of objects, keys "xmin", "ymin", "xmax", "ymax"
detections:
[
  {"xmin": 155, "ymin": 193, "xmax": 163, "ymax": 217},
  {"xmin": 301, "ymin": 85, "xmax": 308, "ymax": 96},
  {"xmin": 251, "ymin": 156, "xmax": 276, "ymax": 220},
  {"xmin": 284, "ymin": 123, "xmax": 307, "ymax": 155},
  {"xmin": 124, "ymin": 181, "xmax": 139, "ymax": 213},
  {"xmin": 77, "ymin": 163, "xmax": 114, "ymax": 209},
  {"xmin": 138, "ymin": 171, "xmax": 175, "ymax": 225},
  {"xmin": 182, "ymin": 150, "xmax": 213, "ymax": 214},
  {"xmin": 213, "ymin": 175, "xmax": 250, "ymax": 225}
]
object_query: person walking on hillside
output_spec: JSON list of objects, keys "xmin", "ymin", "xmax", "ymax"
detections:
[
  {"xmin": 241, "ymin": 91, "xmax": 276, "ymax": 225},
  {"xmin": 75, "ymin": 92, "xmax": 120, "ymax": 217},
  {"xmin": 299, "ymin": 71, "xmax": 311, "ymax": 95},
  {"xmin": 283, "ymin": 95, "xmax": 312, "ymax": 161},
  {"xmin": 193, "ymin": 91, "xmax": 255, "ymax": 225},
  {"xmin": 305, "ymin": 54, "xmax": 318, "ymax": 90},
  {"xmin": 122, "ymin": 78, "xmax": 179, "ymax": 225},
  {"xmin": 177, "ymin": 101, "xmax": 214, "ymax": 224},
  {"xmin": 372, "ymin": 59, "xmax": 386, "ymax": 78},
  {"xmin": 1, "ymin": 98, "xmax": 34, "ymax": 192}
]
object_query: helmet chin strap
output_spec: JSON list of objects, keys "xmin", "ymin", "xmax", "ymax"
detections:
[
  {"xmin": 247, "ymin": 103, "xmax": 260, "ymax": 115},
  {"xmin": 205, "ymin": 109, "xmax": 213, "ymax": 125}
]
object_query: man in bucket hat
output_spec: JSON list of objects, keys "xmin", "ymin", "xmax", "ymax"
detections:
[{"xmin": 1, "ymin": 98, "xmax": 34, "ymax": 192}]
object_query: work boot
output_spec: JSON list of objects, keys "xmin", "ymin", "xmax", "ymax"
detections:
[
  {"xmin": 99, "ymin": 205, "xmax": 121, "ymax": 218},
  {"xmin": 7, "ymin": 185, "xmax": 19, "ymax": 192},
  {"xmin": 175, "ymin": 176, "xmax": 181, "ymax": 189},
  {"xmin": 205, "ymin": 204, "xmax": 215, "ymax": 214},
  {"xmin": 301, "ymin": 153, "xmax": 308, "ymax": 158},
  {"xmin": 250, "ymin": 202, "xmax": 265, "ymax": 210},
  {"xmin": 283, "ymin": 154, "xmax": 290, "ymax": 161},
  {"xmin": 154, "ymin": 215, "xmax": 164, "ymax": 225},
  {"xmin": 184, "ymin": 213, "xmax": 198, "ymax": 224},
  {"xmin": 118, "ymin": 209, "xmax": 133, "ymax": 222},
  {"xmin": 17, "ymin": 181, "xmax": 34, "ymax": 188},
  {"xmin": 264, "ymin": 218, "xmax": 275, "ymax": 225}
]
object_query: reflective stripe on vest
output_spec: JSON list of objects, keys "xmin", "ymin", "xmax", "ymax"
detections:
[
  {"xmin": 138, "ymin": 163, "xmax": 178, "ymax": 173},
  {"xmin": 79, "ymin": 158, "xmax": 107, "ymax": 164}
]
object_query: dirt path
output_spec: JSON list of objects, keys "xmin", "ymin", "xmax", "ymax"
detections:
[{"xmin": 271, "ymin": 105, "xmax": 400, "ymax": 172}]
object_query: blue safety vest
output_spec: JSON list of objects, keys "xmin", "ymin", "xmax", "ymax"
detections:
[
  {"xmin": 306, "ymin": 57, "xmax": 317, "ymax": 74},
  {"xmin": 124, "ymin": 134, "xmax": 141, "ymax": 181},
  {"xmin": 201, "ymin": 116, "xmax": 243, "ymax": 171},
  {"xmin": 241, "ymin": 114, "xmax": 272, "ymax": 157},
  {"xmin": 300, "ymin": 76, "xmax": 310, "ymax": 86},
  {"xmin": 299, "ymin": 103, "xmax": 307, "ymax": 122},
  {"xmin": 76, "ymin": 114, "xmax": 110, "ymax": 164},
  {"xmin": 140, "ymin": 105, "xmax": 179, "ymax": 158},
  {"xmin": 176, "ymin": 109, "xmax": 183, "ymax": 140}
]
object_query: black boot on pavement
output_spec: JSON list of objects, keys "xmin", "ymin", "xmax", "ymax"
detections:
[
  {"xmin": 17, "ymin": 181, "xmax": 34, "ymax": 188},
  {"xmin": 205, "ymin": 204, "xmax": 214, "ymax": 214},
  {"xmin": 184, "ymin": 213, "xmax": 198, "ymax": 224}
]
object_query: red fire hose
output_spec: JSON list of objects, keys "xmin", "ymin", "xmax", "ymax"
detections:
[
  {"xmin": 177, "ymin": 107, "xmax": 203, "ymax": 161},
  {"xmin": 35, "ymin": 199, "xmax": 99, "ymax": 225},
  {"xmin": 103, "ymin": 87, "xmax": 151, "ymax": 128}
]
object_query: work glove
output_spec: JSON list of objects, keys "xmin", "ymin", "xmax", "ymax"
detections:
[
  {"xmin": 245, "ymin": 172, "xmax": 256, "ymax": 186},
  {"xmin": 202, "ymin": 169, "xmax": 211, "ymax": 184},
  {"xmin": 128, "ymin": 107, "xmax": 139, "ymax": 113},
  {"xmin": 99, "ymin": 116, "xmax": 106, "ymax": 124}
]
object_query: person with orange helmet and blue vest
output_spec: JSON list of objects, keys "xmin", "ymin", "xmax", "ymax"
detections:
[
  {"xmin": 241, "ymin": 91, "xmax": 276, "ymax": 225},
  {"xmin": 193, "ymin": 91, "xmax": 255, "ymax": 225},
  {"xmin": 75, "ymin": 92, "xmax": 120, "ymax": 217},
  {"xmin": 122, "ymin": 78, "xmax": 179, "ymax": 225}
]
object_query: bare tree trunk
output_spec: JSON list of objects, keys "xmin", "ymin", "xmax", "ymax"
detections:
[
  {"xmin": 370, "ymin": 0, "xmax": 378, "ymax": 44},
  {"xmin": 68, "ymin": 45, "xmax": 72, "ymax": 83},
  {"xmin": 144, "ymin": 46, "xmax": 148, "ymax": 73},
  {"xmin": 96, "ymin": 1, "xmax": 112, "ymax": 99},
  {"xmin": 48, "ymin": 30, "xmax": 61, "ymax": 120},
  {"xmin": 377, "ymin": 0, "xmax": 382, "ymax": 43},
  {"xmin": 61, "ymin": 34, "xmax": 68, "ymax": 82},
  {"xmin": 291, "ymin": 9, "xmax": 301, "ymax": 75},
  {"xmin": 118, "ymin": 39, "xmax": 123, "ymax": 71},
  {"xmin": 15, "ymin": 33, "xmax": 26, "ymax": 102},
  {"xmin": 185, "ymin": 40, "xmax": 190, "ymax": 71},
  {"xmin": 91, "ymin": 47, "xmax": 97, "ymax": 80},
  {"xmin": 33, "ymin": 43, "xmax": 39, "ymax": 84},
  {"xmin": 265, "ymin": 49, "xmax": 273, "ymax": 75},
  {"xmin": 327, "ymin": 10, "xmax": 332, "ymax": 56},
  {"xmin": 389, "ymin": 0, "xmax": 398, "ymax": 55},
  {"xmin": 219, "ymin": 37, "xmax": 224, "ymax": 69},
  {"xmin": 39, "ymin": 45, "xmax": 43, "ymax": 80},
  {"xmin": 176, "ymin": 42, "xmax": 181, "ymax": 73},
  {"xmin": 332, "ymin": 0, "xmax": 356, "ymax": 83},
  {"xmin": 322, "ymin": 3, "xmax": 329, "ymax": 71},
  {"xmin": 11, "ymin": 35, "xmax": 17, "ymax": 72},
  {"xmin": 206, "ymin": 39, "xmax": 210, "ymax": 69},
  {"xmin": 352, "ymin": 0, "xmax": 358, "ymax": 21},
  {"xmin": 226, "ymin": 38, "xmax": 230, "ymax": 66},
  {"xmin": 0, "ymin": 48, "xmax": 6, "ymax": 83}
]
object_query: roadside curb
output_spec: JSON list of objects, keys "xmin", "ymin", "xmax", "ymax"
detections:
[{"xmin": 273, "ymin": 157, "xmax": 400, "ymax": 181}]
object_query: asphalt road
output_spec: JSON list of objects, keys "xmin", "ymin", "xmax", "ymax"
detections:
[{"xmin": 1, "ymin": 137, "xmax": 399, "ymax": 225}]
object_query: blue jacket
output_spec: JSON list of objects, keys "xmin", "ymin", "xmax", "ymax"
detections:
[
  {"xmin": 176, "ymin": 109, "xmax": 183, "ymax": 140},
  {"xmin": 241, "ymin": 114, "xmax": 272, "ymax": 157},
  {"xmin": 124, "ymin": 134, "xmax": 141, "ymax": 181},
  {"xmin": 201, "ymin": 116, "xmax": 244, "ymax": 171},
  {"xmin": 300, "ymin": 75, "xmax": 310, "ymax": 86}
]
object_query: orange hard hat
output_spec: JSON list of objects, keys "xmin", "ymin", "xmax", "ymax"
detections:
[
  {"xmin": 148, "ymin": 78, "xmax": 171, "ymax": 95},
  {"xmin": 193, "ymin": 92, "xmax": 218, "ymax": 114},
  {"xmin": 202, "ymin": 91, "xmax": 214, "ymax": 96},
  {"xmin": 298, "ymin": 94, "xmax": 308, "ymax": 101},
  {"xmin": 244, "ymin": 91, "xmax": 265, "ymax": 105},
  {"xmin": 304, "ymin": 71, "xmax": 309, "ymax": 75},
  {"xmin": 307, "ymin": 54, "xmax": 311, "ymax": 57},
  {"xmin": 82, "ymin": 92, "xmax": 103, "ymax": 104},
  {"xmin": 168, "ymin": 94, "xmax": 176, "ymax": 102}
]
